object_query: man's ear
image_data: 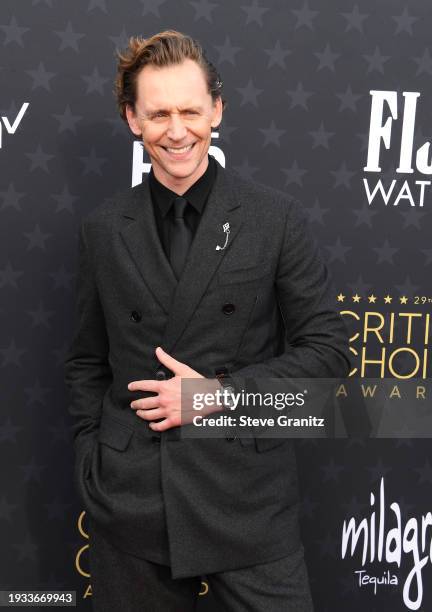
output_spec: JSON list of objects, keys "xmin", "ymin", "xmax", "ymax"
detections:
[
  {"xmin": 210, "ymin": 96, "xmax": 223, "ymax": 129},
  {"xmin": 125, "ymin": 104, "xmax": 142, "ymax": 137}
]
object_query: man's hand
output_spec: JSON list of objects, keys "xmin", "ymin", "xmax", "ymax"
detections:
[{"xmin": 128, "ymin": 346, "xmax": 222, "ymax": 431}]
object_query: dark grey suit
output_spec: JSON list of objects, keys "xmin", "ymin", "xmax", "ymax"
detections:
[{"xmin": 64, "ymin": 158, "xmax": 350, "ymax": 580}]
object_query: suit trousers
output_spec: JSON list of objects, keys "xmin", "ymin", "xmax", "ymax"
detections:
[{"xmin": 88, "ymin": 518, "xmax": 314, "ymax": 612}]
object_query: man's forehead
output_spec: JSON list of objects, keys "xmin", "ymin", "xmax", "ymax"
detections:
[{"xmin": 135, "ymin": 62, "xmax": 212, "ymax": 110}]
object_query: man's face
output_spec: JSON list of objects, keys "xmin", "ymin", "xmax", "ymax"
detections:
[{"xmin": 125, "ymin": 58, "xmax": 223, "ymax": 193}]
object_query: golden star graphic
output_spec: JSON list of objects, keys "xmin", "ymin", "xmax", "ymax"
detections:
[
  {"xmin": 337, "ymin": 293, "xmax": 345, "ymax": 302},
  {"xmin": 368, "ymin": 295, "xmax": 377, "ymax": 303},
  {"xmin": 352, "ymin": 294, "xmax": 361, "ymax": 303},
  {"xmin": 384, "ymin": 295, "xmax": 392, "ymax": 304},
  {"xmin": 400, "ymin": 296, "xmax": 408, "ymax": 304}
]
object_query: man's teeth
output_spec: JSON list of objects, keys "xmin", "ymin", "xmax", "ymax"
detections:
[{"xmin": 166, "ymin": 144, "xmax": 193, "ymax": 153}]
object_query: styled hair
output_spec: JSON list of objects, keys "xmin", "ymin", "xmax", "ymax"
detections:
[{"xmin": 114, "ymin": 29, "xmax": 226, "ymax": 122}]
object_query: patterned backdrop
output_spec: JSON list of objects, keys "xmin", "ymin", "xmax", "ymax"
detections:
[{"xmin": 1, "ymin": 1, "xmax": 432, "ymax": 610}]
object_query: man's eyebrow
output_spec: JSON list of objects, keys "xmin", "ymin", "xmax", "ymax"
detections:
[{"xmin": 145, "ymin": 106, "xmax": 204, "ymax": 115}]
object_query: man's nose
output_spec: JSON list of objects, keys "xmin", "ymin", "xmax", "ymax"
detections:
[{"xmin": 166, "ymin": 113, "xmax": 188, "ymax": 140}]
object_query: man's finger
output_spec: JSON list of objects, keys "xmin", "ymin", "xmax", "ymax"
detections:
[
  {"xmin": 131, "ymin": 396, "xmax": 159, "ymax": 411},
  {"xmin": 149, "ymin": 416, "xmax": 176, "ymax": 432},
  {"xmin": 155, "ymin": 346, "xmax": 188, "ymax": 376},
  {"xmin": 128, "ymin": 380, "xmax": 160, "ymax": 393},
  {"xmin": 136, "ymin": 408, "xmax": 166, "ymax": 421}
]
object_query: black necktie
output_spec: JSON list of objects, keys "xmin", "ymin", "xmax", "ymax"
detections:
[{"xmin": 169, "ymin": 197, "xmax": 193, "ymax": 280}]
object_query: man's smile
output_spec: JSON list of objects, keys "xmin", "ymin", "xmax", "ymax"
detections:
[{"xmin": 160, "ymin": 142, "xmax": 197, "ymax": 158}]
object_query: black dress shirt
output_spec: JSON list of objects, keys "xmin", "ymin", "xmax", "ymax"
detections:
[{"xmin": 149, "ymin": 154, "xmax": 218, "ymax": 260}]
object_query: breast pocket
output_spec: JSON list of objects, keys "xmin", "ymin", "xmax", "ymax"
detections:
[{"xmin": 217, "ymin": 260, "xmax": 272, "ymax": 286}]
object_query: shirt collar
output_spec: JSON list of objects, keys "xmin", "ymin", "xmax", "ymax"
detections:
[{"xmin": 149, "ymin": 154, "xmax": 217, "ymax": 218}]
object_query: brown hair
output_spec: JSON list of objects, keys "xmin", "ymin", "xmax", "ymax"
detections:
[{"xmin": 114, "ymin": 29, "xmax": 226, "ymax": 122}]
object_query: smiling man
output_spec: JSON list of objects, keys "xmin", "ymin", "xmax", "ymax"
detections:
[
  {"xmin": 125, "ymin": 57, "xmax": 221, "ymax": 194},
  {"xmin": 64, "ymin": 30, "xmax": 350, "ymax": 611}
]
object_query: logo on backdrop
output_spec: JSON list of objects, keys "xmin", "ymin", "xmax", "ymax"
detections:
[
  {"xmin": 74, "ymin": 511, "xmax": 209, "ymax": 599},
  {"xmin": 363, "ymin": 91, "xmax": 431, "ymax": 208},
  {"xmin": 75, "ymin": 511, "xmax": 92, "ymax": 599},
  {"xmin": 342, "ymin": 477, "xmax": 432, "ymax": 611},
  {"xmin": 338, "ymin": 293, "xmax": 431, "ymax": 384},
  {"xmin": 0, "ymin": 102, "xmax": 29, "ymax": 149}
]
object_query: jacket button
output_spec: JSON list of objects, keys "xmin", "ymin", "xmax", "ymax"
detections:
[
  {"xmin": 155, "ymin": 369, "xmax": 167, "ymax": 381},
  {"xmin": 130, "ymin": 310, "xmax": 142, "ymax": 323},
  {"xmin": 222, "ymin": 303, "xmax": 235, "ymax": 316},
  {"xmin": 151, "ymin": 435, "xmax": 161, "ymax": 444}
]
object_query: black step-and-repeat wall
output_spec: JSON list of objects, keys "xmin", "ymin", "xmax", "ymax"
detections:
[{"xmin": 2, "ymin": 1, "xmax": 432, "ymax": 610}]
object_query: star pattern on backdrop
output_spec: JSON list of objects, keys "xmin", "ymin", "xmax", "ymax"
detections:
[
  {"xmin": 292, "ymin": 1, "xmax": 319, "ymax": 30},
  {"xmin": 314, "ymin": 44, "xmax": 340, "ymax": 72},
  {"xmin": 264, "ymin": 40, "xmax": 291, "ymax": 69},
  {"xmin": 413, "ymin": 48, "xmax": 432, "ymax": 76},
  {"xmin": 190, "ymin": 0, "xmax": 218, "ymax": 23},
  {"xmin": 3, "ymin": 4, "xmax": 432, "ymax": 609},
  {"xmin": 335, "ymin": 85, "xmax": 363, "ymax": 112},
  {"xmin": 81, "ymin": 66, "xmax": 109, "ymax": 95},
  {"xmin": 236, "ymin": 79, "xmax": 263, "ymax": 107},
  {"xmin": 52, "ymin": 105, "xmax": 83, "ymax": 133},
  {"xmin": 241, "ymin": 0, "xmax": 270, "ymax": 27},
  {"xmin": 304, "ymin": 199, "xmax": 329, "ymax": 224},
  {"xmin": 372, "ymin": 239, "xmax": 399, "ymax": 264},
  {"xmin": 0, "ymin": 262, "xmax": 23, "ymax": 288},
  {"xmin": 341, "ymin": 5, "xmax": 369, "ymax": 33},
  {"xmin": 286, "ymin": 82, "xmax": 314, "ymax": 110},
  {"xmin": 214, "ymin": 36, "xmax": 242, "ymax": 66},
  {"xmin": 259, "ymin": 120, "xmax": 285, "ymax": 146},
  {"xmin": 109, "ymin": 26, "xmax": 130, "ymax": 51},
  {"xmin": 26, "ymin": 61, "xmax": 56, "ymax": 90},
  {"xmin": 309, "ymin": 122, "xmax": 334, "ymax": 149},
  {"xmin": 54, "ymin": 22, "xmax": 85, "ymax": 52},
  {"xmin": 392, "ymin": 8, "xmax": 418, "ymax": 35},
  {"xmin": 51, "ymin": 185, "xmax": 79, "ymax": 213},
  {"xmin": 0, "ymin": 183, "xmax": 26, "ymax": 211},
  {"xmin": 0, "ymin": 16, "xmax": 29, "ymax": 46},
  {"xmin": 140, "ymin": 0, "xmax": 167, "ymax": 17}
]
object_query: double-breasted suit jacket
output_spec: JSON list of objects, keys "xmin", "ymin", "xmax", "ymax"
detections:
[{"xmin": 64, "ymin": 157, "xmax": 350, "ymax": 579}]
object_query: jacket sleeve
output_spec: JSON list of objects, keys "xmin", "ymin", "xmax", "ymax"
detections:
[
  {"xmin": 64, "ymin": 221, "xmax": 112, "ymax": 465},
  {"xmin": 230, "ymin": 197, "xmax": 351, "ymax": 381}
]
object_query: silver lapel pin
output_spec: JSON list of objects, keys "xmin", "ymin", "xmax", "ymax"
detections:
[{"xmin": 216, "ymin": 222, "xmax": 230, "ymax": 251}]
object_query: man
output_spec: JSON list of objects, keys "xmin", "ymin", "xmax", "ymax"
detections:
[{"xmin": 65, "ymin": 30, "xmax": 350, "ymax": 611}]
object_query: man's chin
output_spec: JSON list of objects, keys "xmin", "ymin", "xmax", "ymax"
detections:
[{"xmin": 159, "ymin": 161, "xmax": 201, "ymax": 179}]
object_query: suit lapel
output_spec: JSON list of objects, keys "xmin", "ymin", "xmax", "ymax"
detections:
[
  {"xmin": 161, "ymin": 165, "xmax": 243, "ymax": 353},
  {"xmin": 119, "ymin": 177, "xmax": 177, "ymax": 315},
  {"xmin": 119, "ymin": 163, "xmax": 244, "ymax": 352}
]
